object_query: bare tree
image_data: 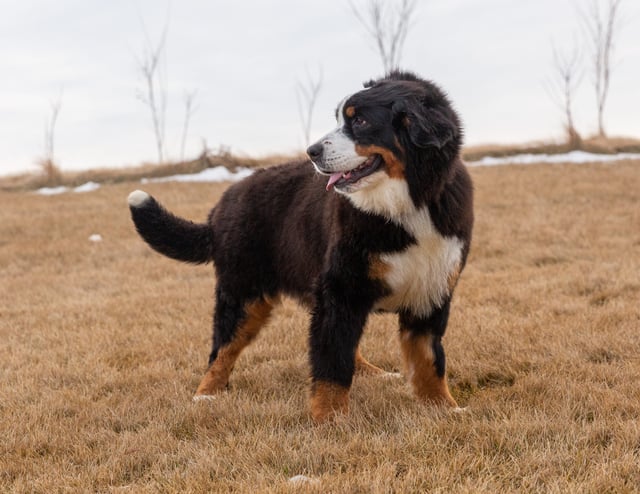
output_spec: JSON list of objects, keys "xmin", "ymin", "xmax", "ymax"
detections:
[
  {"xmin": 40, "ymin": 92, "xmax": 63, "ymax": 184},
  {"xmin": 296, "ymin": 66, "xmax": 323, "ymax": 147},
  {"xmin": 349, "ymin": 0, "xmax": 417, "ymax": 72},
  {"xmin": 135, "ymin": 21, "xmax": 169, "ymax": 164},
  {"xmin": 579, "ymin": 0, "xmax": 623, "ymax": 138},
  {"xmin": 180, "ymin": 89, "xmax": 198, "ymax": 162},
  {"xmin": 44, "ymin": 96, "xmax": 62, "ymax": 164},
  {"xmin": 544, "ymin": 43, "xmax": 583, "ymax": 148}
]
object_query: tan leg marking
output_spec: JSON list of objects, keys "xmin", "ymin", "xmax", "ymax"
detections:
[
  {"xmin": 310, "ymin": 381, "xmax": 350, "ymax": 422},
  {"xmin": 194, "ymin": 299, "xmax": 274, "ymax": 397},
  {"xmin": 400, "ymin": 332, "xmax": 458, "ymax": 407},
  {"xmin": 355, "ymin": 348, "xmax": 385, "ymax": 375},
  {"xmin": 355, "ymin": 144, "xmax": 405, "ymax": 179}
]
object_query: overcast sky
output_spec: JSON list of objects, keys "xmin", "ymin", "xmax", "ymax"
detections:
[{"xmin": 1, "ymin": 0, "xmax": 639, "ymax": 176}]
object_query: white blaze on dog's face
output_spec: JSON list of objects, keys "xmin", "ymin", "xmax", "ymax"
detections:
[
  {"xmin": 310, "ymin": 97, "xmax": 368, "ymax": 177},
  {"xmin": 307, "ymin": 93, "xmax": 414, "ymax": 217}
]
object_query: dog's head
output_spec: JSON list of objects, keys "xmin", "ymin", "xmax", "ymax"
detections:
[{"xmin": 308, "ymin": 71, "xmax": 462, "ymax": 215}]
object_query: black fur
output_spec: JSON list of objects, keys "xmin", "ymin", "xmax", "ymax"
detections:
[
  {"xmin": 130, "ymin": 195, "xmax": 213, "ymax": 264},
  {"xmin": 129, "ymin": 71, "xmax": 474, "ymax": 415}
]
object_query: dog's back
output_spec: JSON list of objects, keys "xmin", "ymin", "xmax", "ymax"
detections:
[
  {"xmin": 207, "ymin": 161, "xmax": 334, "ymax": 301},
  {"xmin": 129, "ymin": 160, "xmax": 347, "ymax": 304}
]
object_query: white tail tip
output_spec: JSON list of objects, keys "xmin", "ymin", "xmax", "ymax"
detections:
[{"xmin": 128, "ymin": 190, "xmax": 150, "ymax": 207}]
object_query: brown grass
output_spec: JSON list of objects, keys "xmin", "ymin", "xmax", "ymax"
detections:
[{"xmin": 1, "ymin": 160, "xmax": 640, "ymax": 492}]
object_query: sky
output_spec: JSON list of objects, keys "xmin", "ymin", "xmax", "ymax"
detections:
[{"xmin": 1, "ymin": 0, "xmax": 639, "ymax": 176}]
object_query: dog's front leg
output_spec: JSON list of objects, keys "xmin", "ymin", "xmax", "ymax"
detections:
[{"xmin": 308, "ymin": 278, "xmax": 371, "ymax": 422}]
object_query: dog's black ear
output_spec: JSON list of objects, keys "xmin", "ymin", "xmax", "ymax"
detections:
[
  {"xmin": 391, "ymin": 100, "xmax": 408, "ymax": 127},
  {"xmin": 398, "ymin": 103, "xmax": 458, "ymax": 150}
]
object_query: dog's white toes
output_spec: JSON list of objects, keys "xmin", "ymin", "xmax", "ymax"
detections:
[
  {"xmin": 452, "ymin": 406, "xmax": 467, "ymax": 414},
  {"xmin": 288, "ymin": 475, "xmax": 320, "ymax": 485},
  {"xmin": 382, "ymin": 371, "xmax": 403, "ymax": 379},
  {"xmin": 128, "ymin": 190, "xmax": 150, "ymax": 207},
  {"xmin": 192, "ymin": 394, "xmax": 218, "ymax": 403}
]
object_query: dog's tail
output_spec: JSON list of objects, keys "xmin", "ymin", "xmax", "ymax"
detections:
[{"xmin": 127, "ymin": 190, "xmax": 214, "ymax": 264}]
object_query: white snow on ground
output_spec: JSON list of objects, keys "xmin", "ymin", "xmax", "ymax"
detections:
[
  {"xmin": 35, "ymin": 181, "xmax": 102, "ymax": 195},
  {"xmin": 35, "ymin": 185, "xmax": 70, "ymax": 195},
  {"xmin": 34, "ymin": 167, "xmax": 252, "ymax": 195},
  {"xmin": 73, "ymin": 181, "xmax": 101, "ymax": 192},
  {"xmin": 468, "ymin": 150, "xmax": 640, "ymax": 167},
  {"xmin": 141, "ymin": 166, "xmax": 254, "ymax": 184}
]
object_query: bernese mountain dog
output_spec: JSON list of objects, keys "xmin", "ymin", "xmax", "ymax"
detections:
[{"xmin": 128, "ymin": 70, "xmax": 473, "ymax": 422}]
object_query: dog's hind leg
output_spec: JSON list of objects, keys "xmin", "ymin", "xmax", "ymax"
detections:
[
  {"xmin": 194, "ymin": 293, "xmax": 275, "ymax": 399},
  {"xmin": 398, "ymin": 303, "xmax": 458, "ymax": 408}
]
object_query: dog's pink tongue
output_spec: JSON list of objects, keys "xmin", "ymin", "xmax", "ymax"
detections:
[{"xmin": 326, "ymin": 172, "xmax": 343, "ymax": 191}]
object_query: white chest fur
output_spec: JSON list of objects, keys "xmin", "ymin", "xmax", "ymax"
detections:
[
  {"xmin": 345, "ymin": 176, "xmax": 463, "ymax": 316},
  {"xmin": 375, "ymin": 207, "xmax": 463, "ymax": 317}
]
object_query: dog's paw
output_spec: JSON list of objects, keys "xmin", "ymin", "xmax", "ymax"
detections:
[
  {"xmin": 192, "ymin": 394, "xmax": 218, "ymax": 403},
  {"xmin": 127, "ymin": 190, "xmax": 150, "ymax": 207},
  {"xmin": 288, "ymin": 475, "xmax": 320, "ymax": 486},
  {"xmin": 381, "ymin": 371, "xmax": 403, "ymax": 380},
  {"xmin": 451, "ymin": 406, "xmax": 467, "ymax": 414}
]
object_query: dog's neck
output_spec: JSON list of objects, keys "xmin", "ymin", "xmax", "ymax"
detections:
[{"xmin": 342, "ymin": 173, "xmax": 416, "ymax": 220}]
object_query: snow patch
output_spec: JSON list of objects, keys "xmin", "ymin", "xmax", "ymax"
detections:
[
  {"xmin": 469, "ymin": 150, "xmax": 640, "ymax": 167},
  {"xmin": 74, "ymin": 181, "xmax": 101, "ymax": 193},
  {"xmin": 141, "ymin": 166, "xmax": 253, "ymax": 184},
  {"xmin": 35, "ymin": 181, "xmax": 101, "ymax": 195},
  {"xmin": 34, "ymin": 166, "xmax": 250, "ymax": 196},
  {"xmin": 35, "ymin": 185, "xmax": 69, "ymax": 195}
]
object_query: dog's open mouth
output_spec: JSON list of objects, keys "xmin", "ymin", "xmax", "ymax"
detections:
[{"xmin": 325, "ymin": 154, "xmax": 384, "ymax": 191}]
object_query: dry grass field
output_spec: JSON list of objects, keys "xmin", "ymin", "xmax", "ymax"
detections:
[{"xmin": 1, "ymin": 159, "xmax": 640, "ymax": 493}]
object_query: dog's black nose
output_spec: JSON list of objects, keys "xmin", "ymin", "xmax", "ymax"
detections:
[{"xmin": 307, "ymin": 142, "xmax": 323, "ymax": 162}]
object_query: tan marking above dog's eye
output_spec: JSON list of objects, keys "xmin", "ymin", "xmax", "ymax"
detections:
[{"xmin": 345, "ymin": 106, "xmax": 356, "ymax": 118}]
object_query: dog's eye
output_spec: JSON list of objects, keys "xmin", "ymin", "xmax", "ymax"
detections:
[{"xmin": 352, "ymin": 116, "xmax": 368, "ymax": 128}]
